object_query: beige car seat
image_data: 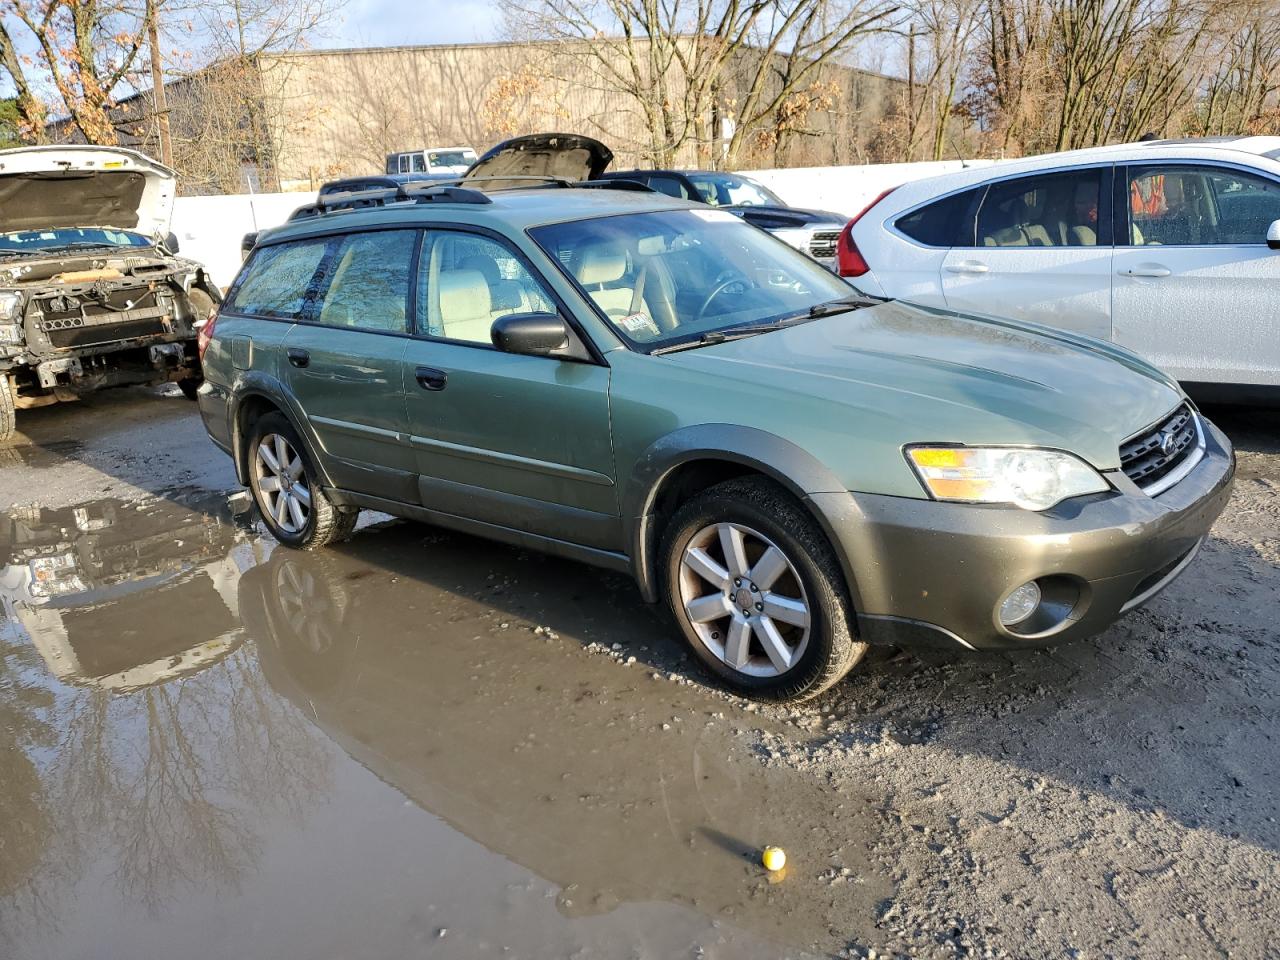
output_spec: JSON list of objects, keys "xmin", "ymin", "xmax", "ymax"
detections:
[{"xmin": 435, "ymin": 269, "xmax": 497, "ymax": 342}]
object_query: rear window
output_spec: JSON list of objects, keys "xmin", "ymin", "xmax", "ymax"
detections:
[
  {"xmin": 895, "ymin": 190, "xmax": 979, "ymax": 247},
  {"xmin": 224, "ymin": 238, "xmax": 329, "ymax": 319}
]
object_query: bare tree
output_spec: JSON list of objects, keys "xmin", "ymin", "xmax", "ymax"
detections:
[
  {"xmin": 499, "ymin": 0, "xmax": 901, "ymax": 168},
  {"xmin": 0, "ymin": 0, "xmax": 159, "ymax": 144}
]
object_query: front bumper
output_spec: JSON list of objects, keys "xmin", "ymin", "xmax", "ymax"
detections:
[{"xmin": 814, "ymin": 417, "xmax": 1235, "ymax": 651}]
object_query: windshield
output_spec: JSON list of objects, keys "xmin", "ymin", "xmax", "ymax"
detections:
[
  {"xmin": 429, "ymin": 150, "xmax": 477, "ymax": 168},
  {"xmin": 0, "ymin": 227, "xmax": 151, "ymax": 254},
  {"xmin": 685, "ymin": 173, "xmax": 784, "ymax": 207},
  {"xmin": 530, "ymin": 209, "xmax": 858, "ymax": 352}
]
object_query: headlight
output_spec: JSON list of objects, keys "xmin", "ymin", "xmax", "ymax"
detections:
[
  {"xmin": 0, "ymin": 290, "xmax": 23, "ymax": 321},
  {"xmin": 906, "ymin": 446, "xmax": 1109, "ymax": 511}
]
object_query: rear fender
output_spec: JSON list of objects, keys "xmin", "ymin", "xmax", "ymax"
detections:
[{"xmin": 229, "ymin": 371, "xmax": 336, "ymax": 491}]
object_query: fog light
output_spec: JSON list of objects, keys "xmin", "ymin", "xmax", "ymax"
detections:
[{"xmin": 999, "ymin": 581, "xmax": 1041, "ymax": 626}]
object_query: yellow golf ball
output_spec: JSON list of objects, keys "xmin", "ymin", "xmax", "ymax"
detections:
[{"xmin": 762, "ymin": 846, "xmax": 786, "ymax": 872}]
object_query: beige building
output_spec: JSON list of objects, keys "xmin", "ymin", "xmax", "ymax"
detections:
[{"xmin": 64, "ymin": 39, "xmax": 904, "ymax": 194}]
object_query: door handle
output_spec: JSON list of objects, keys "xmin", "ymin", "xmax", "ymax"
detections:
[
  {"xmin": 945, "ymin": 261, "xmax": 990, "ymax": 274},
  {"xmin": 1120, "ymin": 265, "xmax": 1172, "ymax": 278},
  {"xmin": 286, "ymin": 348, "xmax": 310, "ymax": 368},
  {"xmin": 415, "ymin": 366, "xmax": 448, "ymax": 391}
]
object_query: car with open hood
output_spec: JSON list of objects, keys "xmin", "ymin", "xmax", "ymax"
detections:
[
  {"xmin": 0, "ymin": 146, "xmax": 221, "ymax": 441},
  {"xmin": 464, "ymin": 134, "xmax": 849, "ymax": 267},
  {"xmin": 196, "ymin": 175, "xmax": 1234, "ymax": 702}
]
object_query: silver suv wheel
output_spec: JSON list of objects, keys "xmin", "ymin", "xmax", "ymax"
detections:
[
  {"xmin": 254, "ymin": 433, "xmax": 312, "ymax": 534},
  {"xmin": 677, "ymin": 521, "xmax": 811, "ymax": 678}
]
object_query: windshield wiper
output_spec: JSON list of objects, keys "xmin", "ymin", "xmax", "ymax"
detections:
[
  {"xmin": 34, "ymin": 242, "xmax": 121, "ymax": 253},
  {"xmin": 652, "ymin": 296, "xmax": 877, "ymax": 356},
  {"xmin": 652, "ymin": 319, "xmax": 798, "ymax": 355}
]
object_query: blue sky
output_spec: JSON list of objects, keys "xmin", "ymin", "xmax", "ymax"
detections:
[{"xmin": 327, "ymin": 0, "xmax": 503, "ymax": 48}]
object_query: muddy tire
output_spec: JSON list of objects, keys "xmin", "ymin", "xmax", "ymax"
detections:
[
  {"xmin": 246, "ymin": 412, "xmax": 357, "ymax": 549},
  {"xmin": 177, "ymin": 377, "xmax": 202, "ymax": 401},
  {"xmin": 660, "ymin": 476, "xmax": 866, "ymax": 702},
  {"xmin": 0, "ymin": 375, "xmax": 14, "ymax": 444}
]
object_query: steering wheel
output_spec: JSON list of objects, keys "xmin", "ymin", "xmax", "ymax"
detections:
[{"xmin": 695, "ymin": 276, "xmax": 749, "ymax": 321}]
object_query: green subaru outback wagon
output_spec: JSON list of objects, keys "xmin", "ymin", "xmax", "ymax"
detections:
[{"xmin": 198, "ymin": 168, "xmax": 1234, "ymax": 701}]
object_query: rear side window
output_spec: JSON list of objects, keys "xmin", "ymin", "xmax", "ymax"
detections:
[
  {"xmin": 895, "ymin": 190, "xmax": 980, "ymax": 246},
  {"xmin": 224, "ymin": 239, "xmax": 329, "ymax": 319},
  {"xmin": 646, "ymin": 174, "xmax": 693, "ymax": 200},
  {"xmin": 312, "ymin": 230, "xmax": 417, "ymax": 333},
  {"xmin": 976, "ymin": 169, "xmax": 1105, "ymax": 247}
]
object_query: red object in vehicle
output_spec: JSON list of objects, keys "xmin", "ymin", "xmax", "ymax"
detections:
[
  {"xmin": 837, "ymin": 186, "xmax": 898, "ymax": 278},
  {"xmin": 196, "ymin": 307, "xmax": 219, "ymax": 362}
]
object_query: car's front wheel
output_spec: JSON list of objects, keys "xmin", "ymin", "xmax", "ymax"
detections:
[
  {"xmin": 660, "ymin": 476, "xmax": 867, "ymax": 702},
  {"xmin": 247, "ymin": 412, "xmax": 357, "ymax": 549}
]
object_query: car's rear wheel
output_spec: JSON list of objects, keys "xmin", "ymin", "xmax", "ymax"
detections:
[
  {"xmin": 247, "ymin": 412, "xmax": 357, "ymax": 549},
  {"xmin": 660, "ymin": 476, "xmax": 866, "ymax": 702},
  {"xmin": 0, "ymin": 375, "xmax": 14, "ymax": 444}
]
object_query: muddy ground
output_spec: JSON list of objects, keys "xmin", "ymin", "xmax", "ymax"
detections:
[{"xmin": 0, "ymin": 387, "xmax": 1276, "ymax": 960}]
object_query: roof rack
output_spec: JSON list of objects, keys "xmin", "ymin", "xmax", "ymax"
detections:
[{"xmin": 291, "ymin": 174, "xmax": 654, "ymax": 220}]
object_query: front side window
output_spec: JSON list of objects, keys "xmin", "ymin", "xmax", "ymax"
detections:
[
  {"xmin": 411, "ymin": 153, "xmax": 427, "ymax": 173},
  {"xmin": 686, "ymin": 173, "xmax": 784, "ymax": 207},
  {"xmin": 976, "ymin": 169, "xmax": 1105, "ymax": 247},
  {"xmin": 224, "ymin": 238, "xmax": 330, "ymax": 319},
  {"xmin": 1128, "ymin": 165, "xmax": 1280, "ymax": 246},
  {"xmin": 310, "ymin": 230, "xmax": 416, "ymax": 333},
  {"xmin": 530, "ymin": 209, "xmax": 857, "ymax": 352},
  {"xmin": 415, "ymin": 231, "xmax": 557, "ymax": 344}
]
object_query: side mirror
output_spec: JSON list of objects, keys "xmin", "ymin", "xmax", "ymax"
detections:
[
  {"xmin": 491, "ymin": 312, "xmax": 590, "ymax": 361},
  {"xmin": 165, "ymin": 231, "xmax": 180, "ymax": 254},
  {"xmin": 1268, "ymin": 219, "xmax": 1280, "ymax": 251},
  {"xmin": 241, "ymin": 232, "xmax": 259, "ymax": 260}
]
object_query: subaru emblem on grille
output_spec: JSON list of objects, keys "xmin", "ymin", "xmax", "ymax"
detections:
[{"xmin": 1159, "ymin": 430, "xmax": 1178, "ymax": 457}]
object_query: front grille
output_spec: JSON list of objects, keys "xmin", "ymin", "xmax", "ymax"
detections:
[
  {"xmin": 47, "ymin": 319, "xmax": 167, "ymax": 349},
  {"xmin": 1119, "ymin": 403, "xmax": 1199, "ymax": 493},
  {"xmin": 809, "ymin": 229, "xmax": 840, "ymax": 259}
]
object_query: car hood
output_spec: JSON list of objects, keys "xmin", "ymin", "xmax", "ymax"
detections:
[
  {"xmin": 729, "ymin": 204, "xmax": 847, "ymax": 228},
  {"xmin": 0, "ymin": 146, "xmax": 176, "ymax": 237},
  {"xmin": 666, "ymin": 300, "xmax": 1184, "ymax": 471},
  {"xmin": 464, "ymin": 133, "xmax": 613, "ymax": 186}
]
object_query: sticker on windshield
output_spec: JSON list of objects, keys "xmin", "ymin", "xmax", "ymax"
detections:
[
  {"xmin": 690, "ymin": 209, "xmax": 740, "ymax": 224},
  {"xmin": 618, "ymin": 312, "xmax": 660, "ymax": 336}
]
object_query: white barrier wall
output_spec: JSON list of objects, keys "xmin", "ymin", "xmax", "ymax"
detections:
[
  {"xmin": 171, "ymin": 192, "xmax": 315, "ymax": 291},
  {"xmin": 741, "ymin": 160, "xmax": 1000, "ymax": 217},
  {"xmin": 171, "ymin": 159, "xmax": 1002, "ymax": 290}
]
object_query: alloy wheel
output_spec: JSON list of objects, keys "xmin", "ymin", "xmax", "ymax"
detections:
[
  {"xmin": 254, "ymin": 433, "xmax": 312, "ymax": 535},
  {"xmin": 677, "ymin": 521, "xmax": 811, "ymax": 678}
]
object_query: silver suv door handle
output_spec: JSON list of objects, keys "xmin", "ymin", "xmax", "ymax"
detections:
[
  {"xmin": 1120, "ymin": 265, "xmax": 1172, "ymax": 278},
  {"xmin": 945, "ymin": 261, "xmax": 989, "ymax": 274}
]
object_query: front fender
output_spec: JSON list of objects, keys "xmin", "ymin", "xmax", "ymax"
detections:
[
  {"xmin": 623, "ymin": 424, "xmax": 865, "ymax": 607},
  {"xmin": 228, "ymin": 370, "xmax": 336, "ymax": 491}
]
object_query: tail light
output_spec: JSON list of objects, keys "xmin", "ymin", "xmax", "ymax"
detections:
[
  {"xmin": 196, "ymin": 307, "xmax": 219, "ymax": 362},
  {"xmin": 837, "ymin": 186, "xmax": 898, "ymax": 278}
]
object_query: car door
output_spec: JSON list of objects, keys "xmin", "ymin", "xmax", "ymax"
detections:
[
  {"xmin": 281, "ymin": 228, "xmax": 419, "ymax": 504},
  {"xmin": 940, "ymin": 165, "xmax": 1115, "ymax": 340},
  {"xmin": 401, "ymin": 228, "xmax": 621, "ymax": 550},
  {"xmin": 1113, "ymin": 162, "xmax": 1280, "ymax": 386}
]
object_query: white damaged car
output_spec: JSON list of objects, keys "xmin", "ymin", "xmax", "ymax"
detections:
[{"xmin": 0, "ymin": 146, "xmax": 221, "ymax": 441}]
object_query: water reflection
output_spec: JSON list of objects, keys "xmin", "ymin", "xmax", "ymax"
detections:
[
  {"xmin": 0, "ymin": 492, "xmax": 333, "ymax": 945},
  {"xmin": 243, "ymin": 526, "xmax": 886, "ymax": 947}
]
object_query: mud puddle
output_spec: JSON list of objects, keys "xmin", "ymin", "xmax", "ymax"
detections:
[{"xmin": 1, "ymin": 490, "xmax": 891, "ymax": 960}]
